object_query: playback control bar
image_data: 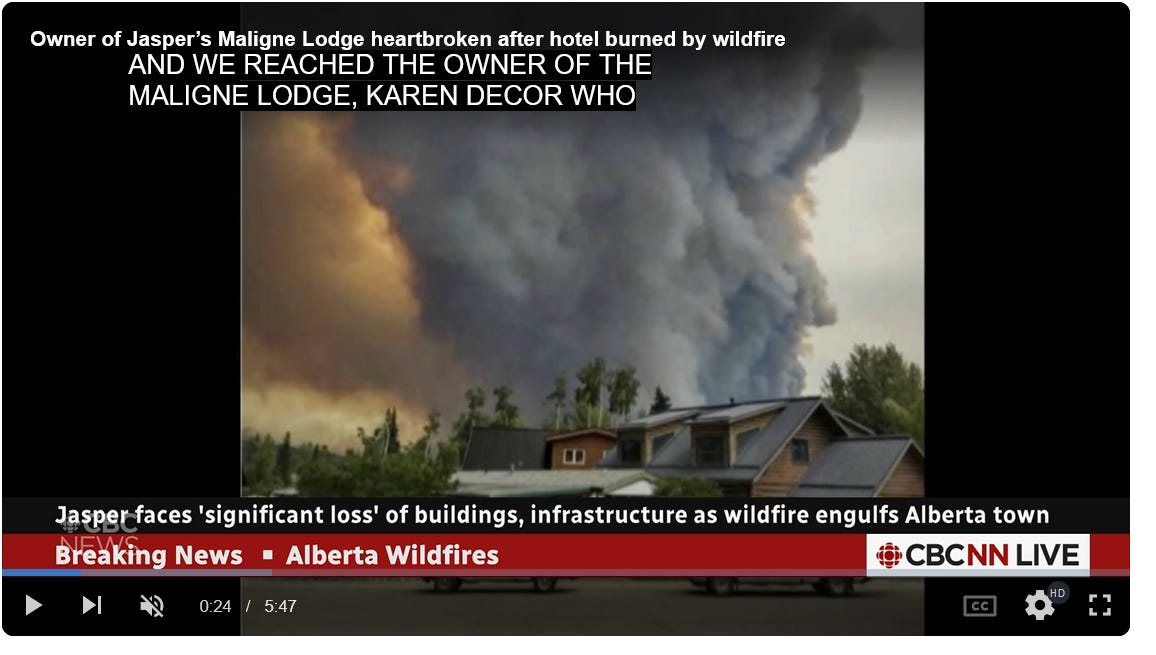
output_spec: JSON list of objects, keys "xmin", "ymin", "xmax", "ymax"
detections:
[
  {"xmin": 3, "ymin": 578, "xmax": 239, "ymax": 635},
  {"xmin": 4, "ymin": 576, "xmax": 1128, "ymax": 636}
]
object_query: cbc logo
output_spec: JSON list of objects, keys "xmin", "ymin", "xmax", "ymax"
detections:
[{"xmin": 876, "ymin": 542, "xmax": 903, "ymax": 569}]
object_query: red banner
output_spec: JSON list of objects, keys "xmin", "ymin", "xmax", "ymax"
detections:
[{"xmin": 2, "ymin": 533, "xmax": 1127, "ymax": 577}]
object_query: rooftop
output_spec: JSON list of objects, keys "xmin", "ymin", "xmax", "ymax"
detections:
[
  {"xmin": 461, "ymin": 427, "xmax": 551, "ymax": 471},
  {"xmin": 452, "ymin": 469, "xmax": 655, "ymax": 497},
  {"xmin": 792, "ymin": 436, "xmax": 917, "ymax": 497},
  {"xmin": 689, "ymin": 401, "xmax": 786, "ymax": 425},
  {"xmin": 618, "ymin": 409, "xmax": 701, "ymax": 429}
]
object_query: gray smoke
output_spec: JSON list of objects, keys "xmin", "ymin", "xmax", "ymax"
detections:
[{"xmin": 344, "ymin": 14, "xmax": 882, "ymax": 409}]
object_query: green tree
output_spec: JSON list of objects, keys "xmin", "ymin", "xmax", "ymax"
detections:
[
  {"xmin": 276, "ymin": 432, "xmax": 293, "ymax": 486},
  {"xmin": 357, "ymin": 424, "xmax": 385, "ymax": 461},
  {"xmin": 545, "ymin": 374, "xmax": 567, "ymax": 430},
  {"xmin": 419, "ymin": 410, "xmax": 442, "ymax": 455},
  {"xmin": 451, "ymin": 387, "xmax": 488, "ymax": 450},
  {"xmin": 243, "ymin": 433, "xmax": 278, "ymax": 495},
  {"xmin": 293, "ymin": 444, "xmax": 341, "ymax": 494},
  {"xmin": 654, "ymin": 477, "xmax": 723, "ymax": 497},
  {"xmin": 649, "ymin": 386, "xmax": 672, "ymax": 414},
  {"xmin": 373, "ymin": 408, "xmax": 400, "ymax": 455},
  {"xmin": 295, "ymin": 419, "xmax": 460, "ymax": 498},
  {"xmin": 567, "ymin": 397, "xmax": 610, "ymax": 429},
  {"xmin": 607, "ymin": 366, "xmax": 641, "ymax": 425},
  {"xmin": 491, "ymin": 385, "xmax": 520, "ymax": 428},
  {"xmin": 296, "ymin": 437, "xmax": 459, "ymax": 497},
  {"xmin": 576, "ymin": 357, "xmax": 608, "ymax": 424},
  {"xmin": 821, "ymin": 343, "xmax": 925, "ymax": 445}
]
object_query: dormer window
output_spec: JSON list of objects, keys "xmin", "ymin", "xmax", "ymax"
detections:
[{"xmin": 695, "ymin": 435, "xmax": 726, "ymax": 466}]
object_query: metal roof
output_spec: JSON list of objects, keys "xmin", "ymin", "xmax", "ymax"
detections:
[
  {"xmin": 690, "ymin": 402, "xmax": 785, "ymax": 424},
  {"xmin": 460, "ymin": 428, "xmax": 549, "ymax": 471},
  {"xmin": 791, "ymin": 436, "xmax": 913, "ymax": 495},
  {"xmin": 618, "ymin": 409, "xmax": 700, "ymax": 429},
  {"xmin": 544, "ymin": 428, "xmax": 616, "ymax": 442},
  {"xmin": 642, "ymin": 398, "xmax": 821, "ymax": 472},
  {"xmin": 591, "ymin": 394, "xmax": 922, "ymax": 495},
  {"xmin": 599, "ymin": 397, "xmax": 836, "ymax": 482},
  {"xmin": 733, "ymin": 398, "xmax": 820, "ymax": 467}
]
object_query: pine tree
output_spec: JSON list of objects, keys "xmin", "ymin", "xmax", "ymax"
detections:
[{"xmin": 650, "ymin": 386, "xmax": 672, "ymax": 414}]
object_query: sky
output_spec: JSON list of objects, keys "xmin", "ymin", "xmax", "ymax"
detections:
[{"xmin": 800, "ymin": 54, "xmax": 925, "ymax": 393}]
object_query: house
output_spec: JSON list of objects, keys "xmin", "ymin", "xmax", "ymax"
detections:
[
  {"xmin": 452, "ymin": 469, "xmax": 657, "ymax": 497},
  {"xmin": 602, "ymin": 396, "xmax": 924, "ymax": 498},
  {"xmin": 545, "ymin": 428, "xmax": 617, "ymax": 469},
  {"xmin": 461, "ymin": 426, "xmax": 616, "ymax": 471}
]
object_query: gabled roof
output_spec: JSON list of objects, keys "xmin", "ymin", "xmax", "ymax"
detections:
[
  {"xmin": 659, "ymin": 398, "xmax": 825, "ymax": 478},
  {"xmin": 545, "ymin": 428, "xmax": 616, "ymax": 442},
  {"xmin": 791, "ymin": 436, "xmax": 916, "ymax": 497},
  {"xmin": 734, "ymin": 399, "xmax": 822, "ymax": 467},
  {"xmin": 604, "ymin": 396, "xmax": 844, "ymax": 483},
  {"xmin": 461, "ymin": 427, "xmax": 549, "ymax": 471}
]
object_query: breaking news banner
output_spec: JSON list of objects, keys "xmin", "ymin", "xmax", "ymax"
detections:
[{"xmin": 0, "ymin": 498, "xmax": 1128, "ymax": 578}]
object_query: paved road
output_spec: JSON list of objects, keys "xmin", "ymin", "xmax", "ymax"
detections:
[{"xmin": 243, "ymin": 577, "xmax": 923, "ymax": 635}]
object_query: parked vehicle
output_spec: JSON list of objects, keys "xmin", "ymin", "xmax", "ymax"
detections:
[
  {"xmin": 689, "ymin": 576, "xmax": 862, "ymax": 597},
  {"xmin": 423, "ymin": 577, "xmax": 562, "ymax": 593}
]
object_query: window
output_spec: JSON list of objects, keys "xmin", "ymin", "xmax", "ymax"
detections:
[
  {"xmin": 790, "ymin": 438, "xmax": 809, "ymax": 464},
  {"xmin": 695, "ymin": 436, "xmax": 725, "ymax": 466},
  {"xmin": 619, "ymin": 439, "xmax": 642, "ymax": 465},
  {"xmin": 562, "ymin": 449, "xmax": 585, "ymax": 465}
]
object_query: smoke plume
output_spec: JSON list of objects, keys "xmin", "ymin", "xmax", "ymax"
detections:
[
  {"xmin": 242, "ymin": 9, "xmax": 891, "ymax": 442},
  {"xmin": 242, "ymin": 113, "xmax": 471, "ymax": 443},
  {"xmin": 339, "ymin": 17, "xmax": 879, "ymax": 408}
]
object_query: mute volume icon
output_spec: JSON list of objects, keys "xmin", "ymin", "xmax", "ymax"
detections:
[{"xmin": 140, "ymin": 595, "xmax": 164, "ymax": 618}]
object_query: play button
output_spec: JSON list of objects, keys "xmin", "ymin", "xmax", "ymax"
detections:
[
  {"xmin": 82, "ymin": 596, "xmax": 101, "ymax": 614},
  {"xmin": 25, "ymin": 595, "xmax": 42, "ymax": 616}
]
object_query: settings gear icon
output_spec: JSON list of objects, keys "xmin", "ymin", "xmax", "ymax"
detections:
[{"xmin": 1025, "ymin": 589, "xmax": 1055, "ymax": 620}]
